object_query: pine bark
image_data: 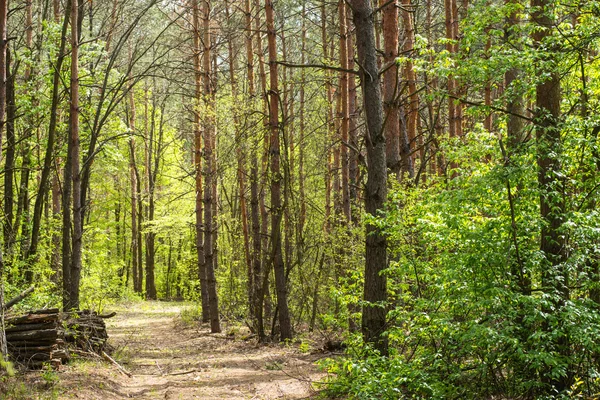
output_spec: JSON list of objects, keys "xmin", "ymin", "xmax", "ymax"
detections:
[
  {"xmin": 339, "ymin": 0, "xmax": 351, "ymax": 222},
  {"xmin": 401, "ymin": 0, "xmax": 417, "ymax": 177},
  {"xmin": 202, "ymin": 0, "xmax": 220, "ymax": 333},
  {"xmin": 191, "ymin": 0, "xmax": 209, "ymax": 322},
  {"xmin": 265, "ymin": 0, "xmax": 292, "ymax": 341},
  {"xmin": 381, "ymin": 0, "xmax": 401, "ymax": 176},
  {"xmin": 245, "ymin": 0, "xmax": 265, "ymax": 340},
  {"xmin": 68, "ymin": 0, "xmax": 82, "ymax": 310},
  {"xmin": 350, "ymin": 0, "xmax": 389, "ymax": 356}
]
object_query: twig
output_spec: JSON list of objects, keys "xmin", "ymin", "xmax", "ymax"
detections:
[
  {"xmin": 168, "ymin": 369, "xmax": 198, "ymax": 376},
  {"xmin": 276, "ymin": 61, "xmax": 358, "ymax": 75},
  {"xmin": 155, "ymin": 361, "xmax": 164, "ymax": 376},
  {"xmin": 102, "ymin": 350, "xmax": 132, "ymax": 378}
]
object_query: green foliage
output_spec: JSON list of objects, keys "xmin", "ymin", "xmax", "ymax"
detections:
[{"xmin": 325, "ymin": 126, "xmax": 600, "ymax": 398}]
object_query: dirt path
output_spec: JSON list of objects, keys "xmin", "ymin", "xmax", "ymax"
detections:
[{"xmin": 22, "ymin": 302, "xmax": 326, "ymax": 399}]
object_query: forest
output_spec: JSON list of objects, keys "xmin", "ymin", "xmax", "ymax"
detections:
[{"xmin": 0, "ymin": 0, "xmax": 599, "ymax": 398}]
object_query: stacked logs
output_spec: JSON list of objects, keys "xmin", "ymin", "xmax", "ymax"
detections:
[
  {"xmin": 64, "ymin": 310, "xmax": 111, "ymax": 352},
  {"xmin": 5, "ymin": 308, "xmax": 114, "ymax": 369},
  {"xmin": 5, "ymin": 309, "xmax": 67, "ymax": 369}
]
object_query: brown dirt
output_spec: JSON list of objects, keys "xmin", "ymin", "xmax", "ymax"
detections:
[{"xmin": 14, "ymin": 301, "xmax": 327, "ymax": 399}]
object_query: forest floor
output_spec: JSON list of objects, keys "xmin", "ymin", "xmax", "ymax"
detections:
[{"xmin": 6, "ymin": 301, "xmax": 329, "ymax": 399}]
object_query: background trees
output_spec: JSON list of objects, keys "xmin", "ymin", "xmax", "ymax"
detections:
[{"xmin": 1, "ymin": 0, "xmax": 600, "ymax": 397}]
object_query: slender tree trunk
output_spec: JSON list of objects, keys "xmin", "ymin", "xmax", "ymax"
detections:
[
  {"xmin": 401, "ymin": 0, "xmax": 418, "ymax": 177},
  {"xmin": 203, "ymin": 0, "xmax": 220, "ymax": 334},
  {"xmin": 445, "ymin": 0, "xmax": 457, "ymax": 140},
  {"xmin": 68, "ymin": 0, "xmax": 82, "ymax": 310},
  {"xmin": 245, "ymin": 0, "xmax": 265, "ymax": 340},
  {"xmin": 322, "ymin": 4, "xmax": 334, "ymax": 233},
  {"xmin": 191, "ymin": 0, "xmax": 210, "ymax": 322},
  {"xmin": 127, "ymin": 51, "xmax": 143, "ymax": 294},
  {"xmin": 0, "ymin": 0, "xmax": 7, "ymax": 358},
  {"xmin": 505, "ymin": 6, "xmax": 525, "ymax": 150},
  {"xmin": 226, "ymin": 0, "xmax": 252, "ymax": 326},
  {"xmin": 28, "ymin": 0, "xmax": 70, "ymax": 263},
  {"xmin": 339, "ymin": 0, "xmax": 351, "ymax": 222},
  {"xmin": 298, "ymin": 2, "xmax": 307, "ymax": 234},
  {"xmin": 348, "ymin": 20, "xmax": 359, "ymax": 216},
  {"xmin": 51, "ymin": 160, "xmax": 62, "ymax": 280},
  {"xmin": 255, "ymin": 0, "xmax": 272, "ymax": 333},
  {"xmin": 3, "ymin": 47, "xmax": 14, "ymax": 259},
  {"xmin": 381, "ymin": 0, "xmax": 401, "ymax": 176},
  {"xmin": 265, "ymin": 0, "xmax": 292, "ymax": 341},
  {"xmin": 350, "ymin": 0, "xmax": 389, "ymax": 356},
  {"xmin": 144, "ymin": 91, "xmax": 157, "ymax": 300}
]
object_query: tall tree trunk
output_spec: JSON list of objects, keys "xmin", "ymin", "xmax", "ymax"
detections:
[
  {"xmin": 381, "ymin": 0, "xmax": 400, "ymax": 176},
  {"xmin": 348, "ymin": 19, "xmax": 359, "ymax": 216},
  {"xmin": 203, "ymin": 0, "xmax": 220, "ymax": 334},
  {"xmin": 339, "ymin": 0, "xmax": 351, "ymax": 222},
  {"xmin": 3, "ymin": 47, "xmax": 14, "ymax": 259},
  {"xmin": 445, "ymin": 0, "xmax": 457, "ymax": 140},
  {"xmin": 401, "ymin": 0, "xmax": 418, "ymax": 177},
  {"xmin": 255, "ymin": 0, "xmax": 272, "ymax": 333},
  {"xmin": 0, "ymin": 0, "xmax": 7, "ymax": 357},
  {"xmin": 226, "ymin": 0, "xmax": 252, "ymax": 326},
  {"xmin": 68, "ymin": 0, "xmax": 82, "ymax": 310},
  {"xmin": 128, "ymin": 87, "xmax": 141, "ymax": 294},
  {"xmin": 28, "ymin": 0, "xmax": 70, "ymax": 264},
  {"xmin": 298, "ymin": 2, "xmax": 307, "ymax": 234},
  {"xmin": 51, "ymin": 160, "xmax": 62, "ymax": 280},
  {"xmin": 532, "ymin": 0, "xmax": 568, "ymax": 389},
  {"xmin": 245, "ymin": 0, "xmax": 264, "ymax": 340},
  {"xmin": 265, "ymin": 0, "xmax": 292, "ymax": 341},
  {"xmin": 504, "ymin": 0, "xmax": 529, "ymax": 294},
  {"xmin": 191, "ymin": 0, "xmax": 210, "ymax": 322},
  {"xmin": 350, "ymin": 0, "xmax": 389, "ymax": 356},
  {"xmin": 144, "ymin": 90, "xmax": 157, "ymax": 300},
  {"xmin": 322, "ymin": 3, "xmax": 334, "ymax": 233}
]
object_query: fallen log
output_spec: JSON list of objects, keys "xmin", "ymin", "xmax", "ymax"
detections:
[
  {"xmin": 6, "ymin": 313, "xmax": 59, "ymax": 325},
  {"xmin": 5, "ymin": 322, "xmax": 56, "ymax": 333},
  {"xmin": 6, "ymin": 329, "xmax": 60, "ymax": 342},
  {"xmin": 3, "ymin": 286, "xmax": 35, "ymax": 311}
]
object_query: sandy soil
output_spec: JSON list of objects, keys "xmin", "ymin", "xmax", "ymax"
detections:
[{"xmin": 17, "ymin": 302, "xmax": 327, "ymax": 399}]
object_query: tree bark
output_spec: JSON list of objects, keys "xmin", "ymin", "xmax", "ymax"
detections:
[
  {"xmin": 191, "ymin": 0, "xmax": 210, "ymax": 322},
  {"xmin": 3, "ymin": 46, "xmax": 14, "ymax": 260},
  {"xmin": 381, "ymin": 0, "xmax": 401, "ymax": 176},
  {"xmin": 0, "ymin": 0, "xmax": 7, "ymax": 358},
  {"xmin": 350, "ymin": 0, "xmax": 389, "ymax": 356},
  {"xmin": 144, "ymin": 89, "xmax": 158, "ymax": 300},
  {"xmin": 339, "ymin": 0, "xmax": 351, "ymax": 222},
  {"xmin": 265, "ymin": 0, "xmax": 292, "ymax": 341},
  {"xmin": 401, "ymin": 0, "xmax": 417, "ymax": 177},
  {"xmin": 226, "ymin": 0, "xmax": 252, "ymax": 327},
  {"xmin": 202, "ymin": 0, "xmax": 220, "ymax": 334},
  {"xmin": 68, "ymin": 0, "xmax": 82, "ymax": 310},
  {"xmin": 244, "ymin": 0, "xmax": 264, "ymax": 340}
]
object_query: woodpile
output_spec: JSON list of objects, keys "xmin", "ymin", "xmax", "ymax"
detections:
[
  {"xmin": 4, "ymin": 308, "xmax": 114, "ymax": 369},
  {"xmin": 5, "ymin": 308, "xmax": 66, "ymax": 369},
  {"xmin": 64, "ymin": 310, "xmax": 113, "ymax": 352}
]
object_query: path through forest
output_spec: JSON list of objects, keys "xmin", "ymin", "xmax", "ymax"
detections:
[{"xmin": 23, "ymin": 302, "xmax": 326, "ymax": 399}]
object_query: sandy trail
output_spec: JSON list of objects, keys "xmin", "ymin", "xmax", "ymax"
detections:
[{"xmin": 24, "ymin": 302, "xmax": 325, "ymax": 399}]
